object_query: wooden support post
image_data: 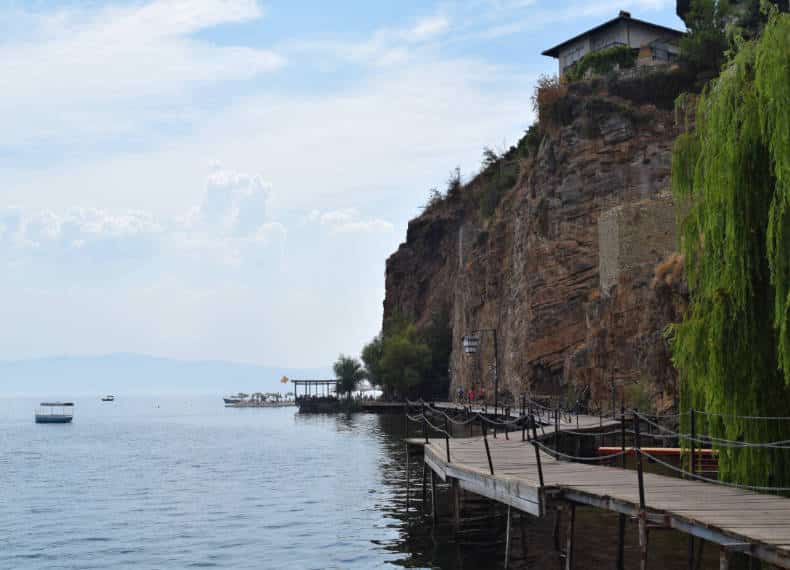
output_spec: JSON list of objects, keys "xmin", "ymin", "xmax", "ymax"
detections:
[
  {"xmin": 719, "ymin": 547, "xmax": 730, "ymax": 570},
  {"xmin": 553, "ymin": 507, "xmax": 562, "ymax": 553},
  {"xmin": 405, "ymin": 443, "xmax": 410, "ymax": 512},
  {"xmin": 430, "ymin": 469, "xmax": 438, "ymax": 520},
  {"xmin": 451, "ymin": 478, "xmax": 461, "ymax": 527},
  {"xmin": 423, "ymin": 403, "xmax": 429, "ymax": 444},
  {"xmin": 616, "ymin": 513, "xmax": 626, "ymax": 570},
  {"xmin": 695, "ymin": 539, "xmax": 705, "ymax": 570},
  {"xmin": 444, "ymin": 417, "xmax": 451, "ymax": 463},
  {"xmin": 504, "ymin": 505, "xmax": 513, "ymax": 570},
  {"xmin": 565, "ymin": 504, "xmax": 576, "ymax": 570},
  {"xmin": 638, "ymin": 514, "xmax": 649, "ymax": 570},
  {"xmin": 421, "ymin": 459, "xmax": 428, "ymax": 512}
]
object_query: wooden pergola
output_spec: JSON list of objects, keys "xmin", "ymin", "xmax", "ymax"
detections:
[{"xmin": 291, "ymin": 379, "xmax": 337, "ymax": 399}]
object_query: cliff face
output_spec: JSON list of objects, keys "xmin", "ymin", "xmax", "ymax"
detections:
[{"xmin": 384, "ymin": 83, "xmax": 684, "ymax": 409}]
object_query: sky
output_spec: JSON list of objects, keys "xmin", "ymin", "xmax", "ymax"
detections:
[{"xmin": 0, "ymin": 0, "xmax": 684, "ymax": 369}]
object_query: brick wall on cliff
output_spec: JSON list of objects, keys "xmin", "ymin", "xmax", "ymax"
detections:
[{"xmin": 384, "ymin": 83, "xmax": 683, "ymax": 411}]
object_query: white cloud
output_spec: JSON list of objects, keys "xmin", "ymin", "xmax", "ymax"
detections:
[
  {"xmin": 313, "ymin": 208, "xmax": 393, "ymax": 234},
  {"xmin": 333, "ymin": 219, "xmax": 394, "ymax": 234},
  {"xmin": 1, "ymin": 166, "xmax": 283, "ymax": 266},
  {"xmin": 409, "ymin": 16, "xmax": 450, "ymax": 40},
  {"xmin": 0, "ymin": 0, "xmax": 283, "ymax": 150},
  {"xmin": 0, "ymin": 207, "xmax": 162, "ymax": 250},
  {"xmin": 288, "ymin": 12, "xmax": 451, "ymax": 68},
  {"xmin": 320, "ymin": 208, "xmax": 359, "ymax": 225}
]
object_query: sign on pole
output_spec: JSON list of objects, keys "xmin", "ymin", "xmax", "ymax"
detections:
[{"xmin": 463, "ymin": 335, "xmax": 481, "ymax": 354}]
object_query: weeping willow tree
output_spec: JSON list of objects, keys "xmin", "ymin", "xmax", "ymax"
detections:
[{"xmin": 671, "ymin": 13, "xmax": 790, "ymax": 486}]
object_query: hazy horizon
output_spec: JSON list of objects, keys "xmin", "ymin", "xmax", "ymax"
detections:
[{"xmin": 0, "ymin": 352, "xmax": 331, "ymax": 396}]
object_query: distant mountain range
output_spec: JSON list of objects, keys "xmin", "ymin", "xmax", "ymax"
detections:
[{"xmin": 0, "ymin": 353, "xmax": 331, "ymax": 396}]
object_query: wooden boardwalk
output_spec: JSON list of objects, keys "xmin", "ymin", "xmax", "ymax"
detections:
[{"xmin": 412, "ymin": 414, "xmax": 790, "ymax": 569}]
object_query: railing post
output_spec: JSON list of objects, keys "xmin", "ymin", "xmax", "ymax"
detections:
[
  {"xmin": 555, "ymin": 407, "xmax": 560, "ymax": 451},
  {"xmin": 634, "ymin": 411, "xmax": 649, "ymax": 570},
  {"xmin": 690, "ymin": 407, "xmax": 696, "ymax": 476},
  {"xmin": 531, "ymin": 414, "xmax": 545, "ymax": 488},
  {"xmin": 617, "ymin": 404, "xmax": 627, "ymax": 570},
  {"xmin": 482, "ymin": 419, "xmax": 495, "ymax": 475},
  {"xmin": 633, "ymin": 411, "xmax": 646, "ymax": 511},
  {"xmin": 688, "ymin": 407, "xmax": 696, "ymax": 570}
]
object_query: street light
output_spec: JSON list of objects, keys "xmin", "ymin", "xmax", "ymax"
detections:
[{"xmin": 462, "ymin": 328, "xmax": 500, "ymax": 412}]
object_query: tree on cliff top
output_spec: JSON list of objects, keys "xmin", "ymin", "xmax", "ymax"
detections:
[{"xmin": 670, "ymin": 13, "xmax": 790, "ymax": 486}]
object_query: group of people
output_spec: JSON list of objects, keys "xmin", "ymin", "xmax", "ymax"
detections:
[{"xmin": 456, "ymin": 386, "xmax": 485, "ymax": 405}]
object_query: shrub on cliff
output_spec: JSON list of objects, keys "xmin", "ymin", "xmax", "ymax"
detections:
[
  {"xmin": 531, "ymin": 74, "xmax": 572, "ymax": 129},
  {"xmin": 564, "ymin": 45, "xmax": 637, "ymax": 82}
]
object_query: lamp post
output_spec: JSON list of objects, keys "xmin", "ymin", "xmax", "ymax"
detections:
[{"xmin": 462, "ymin": 328, "xmax": 500, "ymax": 412}]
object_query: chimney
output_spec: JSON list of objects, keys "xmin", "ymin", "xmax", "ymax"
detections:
[{"xmin": 619, "ymin": 10, "xmax": 631, "ymax": 18}]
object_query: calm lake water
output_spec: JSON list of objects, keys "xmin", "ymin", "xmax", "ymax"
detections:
[{"xmin": 0, "ymin": 396, "xmax": 714, "ymax": 569}]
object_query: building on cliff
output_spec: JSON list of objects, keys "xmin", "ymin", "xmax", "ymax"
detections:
[{"xmin": 542, "ymin": 11, "xmax": 684, "ymax": 76}]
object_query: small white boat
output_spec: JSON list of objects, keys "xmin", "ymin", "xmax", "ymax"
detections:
[
  {"xmin": 35, "ymin": 402, "xmax": 74, "ymax": 424},
  {"xmin": 101, "ymin": 395, "xmax": 115, "ymax": 402}
]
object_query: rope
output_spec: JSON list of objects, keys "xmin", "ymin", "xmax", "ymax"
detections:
[
  {"xmin": 694, "ymin": 409, "xmax": 790, "ymax": 421},
  {"xmin": 533, "ymin": 440, "xmax": 629, "ymax": 462},
  {"xmin": 634, "ymin": 412, "xmax": 790, "ymax": 449},
  {"xmin": 559, "ymin": 428, "xmax": 623, "ymax": 437},
  {"xmin": 640, "ymin": 450, "xmax": 790, "ymax": 493}
]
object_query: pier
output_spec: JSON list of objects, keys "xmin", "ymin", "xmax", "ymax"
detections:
[{"xmin": 406, "ymin": 401, "xmax": 790, "ymax": 569}]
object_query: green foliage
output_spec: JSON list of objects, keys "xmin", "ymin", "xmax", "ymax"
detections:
[
  {"xmin": 446, "ymin": 167, "xmax": 462, "ymax": 197},
  {"xmin": 424, "ymin": 186, "xmax": 446, "ymax": 210},
  {"xmin": 362, "ymin": 310, "xmax": 451, "ymax": 399},
  {"xmin": 422, "ymin": 308, "xmax": 452, "ymax": 397},
  {"xmin": 679, "ymin": 0, "xmax": 728, "ymax": 77},
  {"xmin": 333, "ymin": 355, "xmax": 366, "ymax": 398},
  {"xmin": 478, "ymin": 151, "xmax": 519, "ymax": 219},
  {"xmin": 518, "ymin": 123, "xmax": 542, "ymax": 157},
  {"xmin": 531, "ymin": 74, "xmax": 572, "ymax": 128},
  {"xmin": 608, "ymin": 69, "xmax": 699, "ymax": 110},
  {"xmin": 378, "ymin": 321, "xmax": 431, "ymax": 395},
  {"xmin": 564, "ymin": 45, "xmax": 637, "ymax": 82},
  {"xmin": 361, "ymin": 334, "xmax": 383, "ymax": 387},
  {"xmin": 670, "ymin": 14, "xmax": 790, "ymax": 486}
]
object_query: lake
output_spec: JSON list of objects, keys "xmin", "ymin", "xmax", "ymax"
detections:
[{"xmin": 0, "ymin": 396, "xmax": 710, "ymax": 569}]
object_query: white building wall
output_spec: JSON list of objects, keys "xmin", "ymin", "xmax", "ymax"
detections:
[{"xmin": 554, "ymin": 21, "xmax": 681, "ymax": 75}]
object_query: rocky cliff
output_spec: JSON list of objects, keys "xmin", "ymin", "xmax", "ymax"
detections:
[{"xmin": 384, "ymin": 78, "xmax": 688, "ymax": 410}]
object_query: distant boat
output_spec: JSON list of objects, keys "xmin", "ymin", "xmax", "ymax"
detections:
[
  {"xmin": 223, "ymin": 396, "xmax": 244, "ymax": 405},
  {"xmin": 35, "ymin": 402, "xmax": 74, "ymax": 424},
  {"xmin": 101, "ymin": 395, "xmax": 115, "ymax": 402}
]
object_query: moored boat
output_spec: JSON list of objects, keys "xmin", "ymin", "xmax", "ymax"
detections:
[{"xmin": 35, "ymin": 402, "xmax": 74, "ymax": 424}]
